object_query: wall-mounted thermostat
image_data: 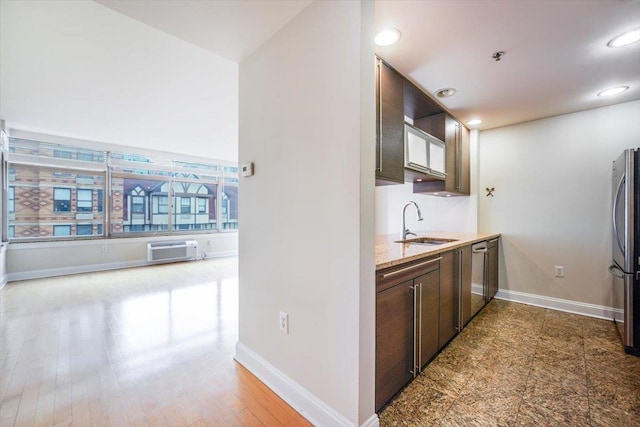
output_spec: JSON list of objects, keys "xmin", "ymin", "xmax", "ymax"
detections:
[{"xmin": 241, "ymin": 162, "xmax": 254, "ymax": 177}]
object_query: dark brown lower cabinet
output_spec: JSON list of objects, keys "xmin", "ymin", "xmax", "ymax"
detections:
[
  {"xmin": 416, "ymin": 270, "xmax": 439, "ymax": 370},
  {"xmin": 438, "ymin": 251, "xmax": 456, "ymax": 348},
  {"xmin": 375, "ymin": 241, "xmax": 498, "ymax": 412},
  {"xmin": 375, "ymin": 279, "xmax": 414, "ymax": 411}
]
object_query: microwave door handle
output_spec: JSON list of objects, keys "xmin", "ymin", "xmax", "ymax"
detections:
[{"xmin": 612, "ymin": 174, "xmax": 626, "ymax": 255}]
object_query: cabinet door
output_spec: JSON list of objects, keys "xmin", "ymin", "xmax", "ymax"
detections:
[
  {"xmin": 375, "ymin": 280, "xmax": 414, "ymax": 411},
  {"xmin": 416, "ymin": 270, "xmax": 439, "ymax": 370},
  {"xmin": 439, "ymin": 251, "xmax": 457, "ymax": 347},
  {"xmin": 376, "ymin": 59, "xmax": 405, "ymax": 185},
  {"xmin": 458, "ymin": 246, "xmax": 473, "ymax": 327},
  {"xmin": 445, "ymin": 115, "xmax": 470, "ymax": 196},
  {"xmin": 458, "ymin": 123, "xmax": 471, "ymax": 194},
  {"xmin": 487, "ymin": 239, "xmax": 499, "ymax": 300}
]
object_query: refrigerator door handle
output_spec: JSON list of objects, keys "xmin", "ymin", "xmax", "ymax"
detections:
[
  {"xmin": 608, "ymin": 264, "xmax": 626, "ymax": 279},
  {"xmin": 612, "ymin": 173, "xmax": 626, "ymax": 254}
]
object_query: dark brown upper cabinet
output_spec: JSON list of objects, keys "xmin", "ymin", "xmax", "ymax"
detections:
[
  {"xmin": 413, "ymin": 113, "xmax": 471, "ymax": 196},
  {"xmin": 375, "ymin": 57, "xmax": 471, "ymax": 194},
  {"xmin": 375, "ymin": 58, "xmax": 405, "ymax": 185}
]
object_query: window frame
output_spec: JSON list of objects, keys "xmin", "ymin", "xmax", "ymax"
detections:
[{"xmin": 5, "ymin": 130, "xmax": 238, "ymax": 242}]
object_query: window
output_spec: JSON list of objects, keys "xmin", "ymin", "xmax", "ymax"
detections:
[
  {"xmin": 54, "ymin": 188, "xmax": 71, "ymax": 212},
  {"xmin": 53, "ymin": 225, "xmax": 71, "ymax": 236},
  {"xmin": 53, "ymin": 150, "xmax": 72, "ymax": 159},
  {"xmin": 155, "ymin": 196, "xmax": 168, "ymax": 214},
  {"xmin": 77, "ymin": 152, "xmax": 94, "ymax": 161},
  {"xmin": 77, "ymin": 189, "xmax": 93, "ymax": 212},
  {"xmin": 7, "ymin": 135, "xmax": 237, "ymax": 240},
  {"xmin": 76, "ymin": 224, "xmax": 92, "ymax": 235},
  {"xmin": 180, "ymin": 197, "xmax": 191, "ymax": 214},
  {"xmin": 131, "ymin": 196, "xmax": 145, "ymax": 214},
  {"xmin": 8, "ymin": 187, "xmax": 15, "ymax": 213},
  {"xmin": 197, "ymin": 197, "xmax": 207, "ymax": 214},
  {"xmin": 97, "ymin": 189, "xmax": 103, "ymax": 212}
]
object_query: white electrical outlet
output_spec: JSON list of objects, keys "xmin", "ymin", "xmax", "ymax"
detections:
[
  {"xmin": 279, "ymin": 311, "xmax": 289, "ymax": 334},
  {"xmin": 554, "ymin": 265, "xmax": 565, "ymax": 278}
]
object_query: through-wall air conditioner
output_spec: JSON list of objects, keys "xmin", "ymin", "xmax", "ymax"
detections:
[{"xmin": 146, "ymin": 240, "xmax": 198, "ymax": 263}]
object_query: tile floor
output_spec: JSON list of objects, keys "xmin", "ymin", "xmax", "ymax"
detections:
[
  {"xmin": 0, "ymin": 257, "xmax": 311, "ymax": 427},
  {"xmin": 379, "ymin": 299, "xmax": 640, "ymax": 426}
]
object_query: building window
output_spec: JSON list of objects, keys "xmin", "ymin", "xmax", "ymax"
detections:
[
  {"xmin": 77, "ymin": 189, "xmax": 93, "ymax": 212},
  {"xmin": 8, "ymin": 226, "xmax": 15, "ymax": 238},
  {"xmin": 8, "ymin": 186, "xmax": 15, "ymax": 213},
  {"xmin": 155, "ymin": 195, "xmax": 168, "ymax": 214},
  {"xmin": 53, "ymin": 149, "xmax": 72, "ymax": 159},
  {"xmin": 54, "ymin": 188, "xmax": 71, "ymax": 212},
  {"xmin": 97, "ymin": 224, "xmax": 103, "ymax": 235},
  {"xmin": 76, "ymin": 224, "xmax": 92, "ymax": 235},
  {"xmin": 53, "ymin": 225, "xmax": 71, "ymax": 236},
  {"xmin": 180, "ymin": 197, "xmax": 191, "ymax": 214},
  {"xmin": 77, "ymin": 152, "xmax": 94, "ymax": 161},
  {"xmin": 97, "ymin": 189, "xmax": 103, "ymax": 212},
  {"xmin": 197, "ymin": 197, "xmax": 207, "ymax": 214},
  {"xmin": 131, "ymin": 196, "xmax": 145, "ymax": 214}
]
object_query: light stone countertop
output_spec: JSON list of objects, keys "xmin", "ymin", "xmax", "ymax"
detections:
[{"xmin": 376, "ymin": 231, "xmax": 501, "ymax": 270}]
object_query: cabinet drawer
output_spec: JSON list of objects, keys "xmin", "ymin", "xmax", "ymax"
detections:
[{"xmin": 376, "ymin": 256, "xmax": 440, "ymax": 293}]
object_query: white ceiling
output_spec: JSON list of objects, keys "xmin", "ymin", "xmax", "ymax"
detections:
[
  {"xmin": 376, "ymin": 0, "xmax": 640, "ymax": 130},
  {"xmin": 96, "ymin": 0, "xmax": 311, "ymax": 63},
  {"xmin": 97, "ymin": 0, "xmax": 640, "ymax": 131}
]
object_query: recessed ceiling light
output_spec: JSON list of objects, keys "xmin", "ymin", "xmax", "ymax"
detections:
[
  {"xmin": 467, "ymin": 119, "xmax": 482, "ymax": 126},
  {"xmin": 375, "ymin": 29, "xmax": 400, "ymax": 47},
  {"xmin": 597, "ymin": 86, "xmax": 629, "ymax": 97},
  {"xmin": 608, "ymin": 29, "xmax": 640, "ymax": 48},
  {"xmin": 435, "ymin": 88, "xmax": 457, "ymax": 98}
]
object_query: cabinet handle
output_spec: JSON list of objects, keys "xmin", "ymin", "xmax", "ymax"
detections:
[
  {"xmin": 472, "ymin": 247, "xmax": 487, "ymax": 253},
  {"xmin": 376, "ymin": 59, "xmax": 383, "ymax": 173},
  {"xmin": 456, "ymin": 123, "xmax": 462, "ymax": 191},
  {"xmin": 381, "ymin": 257, "xmax": 443, "ymax": 279},
  {"xmin": 457, "ymin": 249, "xmax": 463, "ymax": 331},
  {"xmin": 418, "ymin": 282, "xmax": 422, "ymax": 372},
  {"xmin": 411, "ymin": 283, "xmax": 418, "ymax": 377},
  {"xmin": 489, "ymin": 238, "xmax": 499, "ymax": 243}
]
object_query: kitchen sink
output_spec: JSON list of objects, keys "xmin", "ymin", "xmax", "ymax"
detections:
[{"xmin": 395, "ymin": 237, "xmax": 459, "ymax": 245}]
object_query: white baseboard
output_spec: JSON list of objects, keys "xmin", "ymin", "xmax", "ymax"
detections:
[
  {"xmin": 203, "ymin": 250, "xmax": 238, "ymax": 259},
  {"xmin": 6, "ymin": 250, "xmax": 238, "ymax": 282},
  {"xmin": 7, "ymin": 260, "xmax": 147, "ymax": 282},
  {"xmin": 235, "ymin": 342, "xmax": 379, "ymax": 427},
  {"xmin": 495, "ymin": 289, "xmax": 623, "ymax": 322},
  {"xmin": 360, "ymin": 414, "xmax": 380, "ymax": 427}
]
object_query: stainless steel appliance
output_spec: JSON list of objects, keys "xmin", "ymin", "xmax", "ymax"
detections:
[
  {"xmin": 609, "ymin": 149, "xmax": 640, "ymax": 356},
  {"xmin": 470, "ymin": 242, "xmax": 487, "ymax": 318}
]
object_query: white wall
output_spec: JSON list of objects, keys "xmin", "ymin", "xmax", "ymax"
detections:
[
  {"xmin": 478, "ymin": 100, "xmax": 640, "ymax": 308},
  {"xmin": 6, "ymin": 233, "xmax": 238, "ymax": 282},
  {"xmin": 0, "ymin": 0, "xmax": 239, "ymax": 277},
  {"xmin": 375, "ymin": 130, "xmax": 478, "ymax": 235},
  {"xmin": 0, "ymin": 0, "xmax": 238, "ymax": 162},
  {"xmin": 237, "ymin": 1, "xmax": 375, "ymax": 426}
]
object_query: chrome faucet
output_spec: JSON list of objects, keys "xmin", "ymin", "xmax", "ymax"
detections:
[{"xmin": 402, "ymin": 201, "xmax": 423, "ymax": 240}]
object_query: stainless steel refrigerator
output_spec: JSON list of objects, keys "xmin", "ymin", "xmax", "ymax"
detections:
[{"xmin": 610, "ymin": 149, "xmax": 640, "ymax": 356}]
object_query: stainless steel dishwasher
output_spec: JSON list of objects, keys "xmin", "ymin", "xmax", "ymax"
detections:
[{"xmin": 471, "ymin": 241, "xmax": 487, "ymax": 318}]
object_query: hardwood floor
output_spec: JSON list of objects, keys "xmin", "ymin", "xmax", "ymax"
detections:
[{"xmin": 0, "ymin": 257, "xmax": 312, "ymax": 427}]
